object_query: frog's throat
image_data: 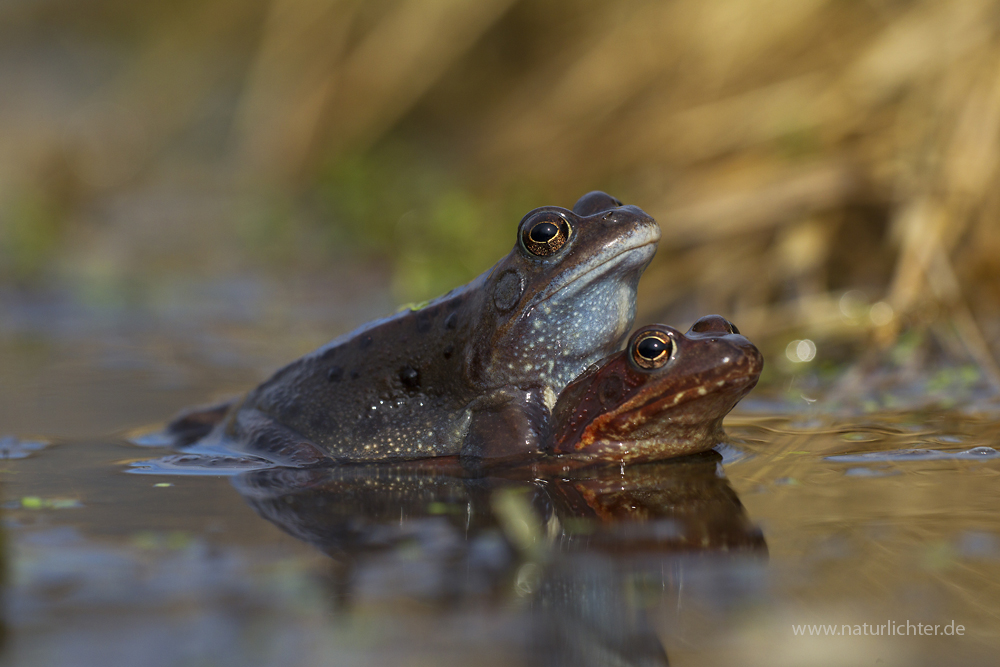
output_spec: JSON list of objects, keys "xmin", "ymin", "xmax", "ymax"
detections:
[{"xmin": 534, "ymin": 238, "xmax": 658, "ymax": 306}]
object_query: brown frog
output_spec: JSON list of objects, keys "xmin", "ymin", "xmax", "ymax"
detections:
[
  {"xmin": 548, "ymin": 315, "xmax": 762, "ymax": 465},
  {"xmin": 168, "ymin": 192, "xmax": 660, "ymax": 466}
]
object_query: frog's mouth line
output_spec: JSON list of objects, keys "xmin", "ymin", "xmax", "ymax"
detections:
[
  {"xmin": 637, "ymin": 370, "xmax": 761, "ymax": 415},
  {"xmin": 536, "ymin": 238, "xmax": 659, "ymax": 304}
]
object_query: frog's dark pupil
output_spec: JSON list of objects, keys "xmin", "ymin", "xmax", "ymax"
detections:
[
  {"xmin": 637, "ymin": 336, "xmax": 668, "ymax": 360},
  {"xmin": 530, "ymin": 222, "xmax": 559, "ymax": 244}
]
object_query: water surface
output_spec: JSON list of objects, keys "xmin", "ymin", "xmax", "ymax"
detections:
[{"xmin": 2, "ymin": 302, "xmax": 999, "ymax": 667}]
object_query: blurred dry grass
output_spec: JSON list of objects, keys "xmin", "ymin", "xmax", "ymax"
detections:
[{"xmin": 3, "ymin": 0, "xmax": 1000, "ymax": 390}]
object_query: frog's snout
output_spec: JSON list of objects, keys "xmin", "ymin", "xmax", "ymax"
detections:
[
  {"xmin": 741, "ymin": 339, "xmax": 764, "ymax": 376},
  {"xmin": 598, "ymin": 204, "xmax": 655, "ymax": 227},
  {"xmin": 681, "ymin": 314, "xmax": 764, "ymax": 380},
  {"xmin": 720, "ymin": 330, "xmax": 763, "ymax": 374}
]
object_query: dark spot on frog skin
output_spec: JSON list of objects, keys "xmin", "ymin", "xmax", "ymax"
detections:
[
  {"xmin": 350, "ymin": 370, "xmax": 360, "ymax": 380},
  {"xmin": 399, "ymin": 366, "xmax": 421, "ymax": 389},
  {"xmin": 598, "ymin": 375, "xmax": 624, "ymax": 406},
  {"xmin": 493, "ymin": 269, "xmax": 523, "ymax": 313},
  {"xmin": 444, "ymin": 312, "xmax": 458, "ymax": 330},
  {"xmin": 360, "ymin": 336, "xmax": 373, "ymax": 349},
  {"xmin": 443, "ymin": 343, "xmax": 455, "ymax": 359},
  {"xmin": 327, "ymin": 366, "xmax": 344, "ymax": 382}
]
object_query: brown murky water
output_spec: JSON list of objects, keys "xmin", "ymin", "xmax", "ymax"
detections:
[{"xmin": 1, "ymin": 295, "xmax": 999, "ymax": 667}]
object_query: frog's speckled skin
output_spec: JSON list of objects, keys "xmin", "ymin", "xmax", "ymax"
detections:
[
  {"xmin": 549, "ymin": 315, "xmax": 762, "ymax": 464},
  {"xmin": 173, "ymin": 192, "xmax": 659, "ymax": 466}
]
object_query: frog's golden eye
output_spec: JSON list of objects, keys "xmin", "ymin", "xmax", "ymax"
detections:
[
  {"xmin": 632, "ymin": 331, "xmax": 674, "ymax": 370},
  {"xmin": 521, "ymin": 214, "xmax": 571, "ymax": 257}
]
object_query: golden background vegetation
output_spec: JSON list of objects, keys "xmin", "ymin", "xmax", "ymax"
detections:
[{"xmin": 3, "ymin": 0, "xmax": 1000, "ymax": 400}]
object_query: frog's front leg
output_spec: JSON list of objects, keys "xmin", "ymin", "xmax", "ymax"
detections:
[
  {"xmin": 461, "ymin": 387, "xmax": 551, "ymax": 467},
  {"xmin": 164, "ymin": 398, "xmax": 236, "ymax": 446},
  {"xmin": 228, "ymin": 408, "xmax": 331, "ymax": 467}
]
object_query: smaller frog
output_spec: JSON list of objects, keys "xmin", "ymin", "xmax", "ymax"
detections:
[{"xmin": 548, "ymin": 315, "xmax": 762, "ymax": 464}]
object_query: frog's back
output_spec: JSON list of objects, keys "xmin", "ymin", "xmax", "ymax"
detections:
[{"xmin": 239, "ymin": 283, "xmax": 480, "ymax": 461}]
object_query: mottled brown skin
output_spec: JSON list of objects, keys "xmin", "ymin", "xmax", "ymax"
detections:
[
  {"xmin": 549, "ymin": 315, "xmax": 762, "ymax": 464},
  {"xmin": 169, "ymin": 192, "xmax": 660, "ymax": 467}
]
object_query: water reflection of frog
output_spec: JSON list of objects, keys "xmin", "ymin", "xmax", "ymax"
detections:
[
  {"xmin": 235, "ymin": 452, "xmax": 765, "ymax": 566},
  {"xmin": 233, "ymin": 453, "xmax": 766, "ymax": 667},
  {"xmin": 168, "ymin": 192, "xmax": 660, "ymax": 466},
  {"xmin": 549, "ymin": 315, "xmax": 763, "ymax": 465}
]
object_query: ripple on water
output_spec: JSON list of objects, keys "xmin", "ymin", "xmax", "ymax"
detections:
[
  {"xmin": 126, "ymin": 429, "xmax": 176, "ymax": 447},
  {"xmin": 128, "ymin": 453, "xmax": 275, "ymax": 476},
  {"xmin": 716, "ymin": 442, "xmax": 753, "ymax": 466},
  {"xmin": 0, "ymin": 436, "xmax": 49, "ymax": 459},
  {"xmin": 957, "ymin": 531, "xmax": 1000, "ymax": 559},
  {"xmin": 843, "ymin": 467, "xmax": 898, "ymax": 477},
  {"xmin": 827, "ymin": 446, "xmax": 1000, "ymax": 464}
]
